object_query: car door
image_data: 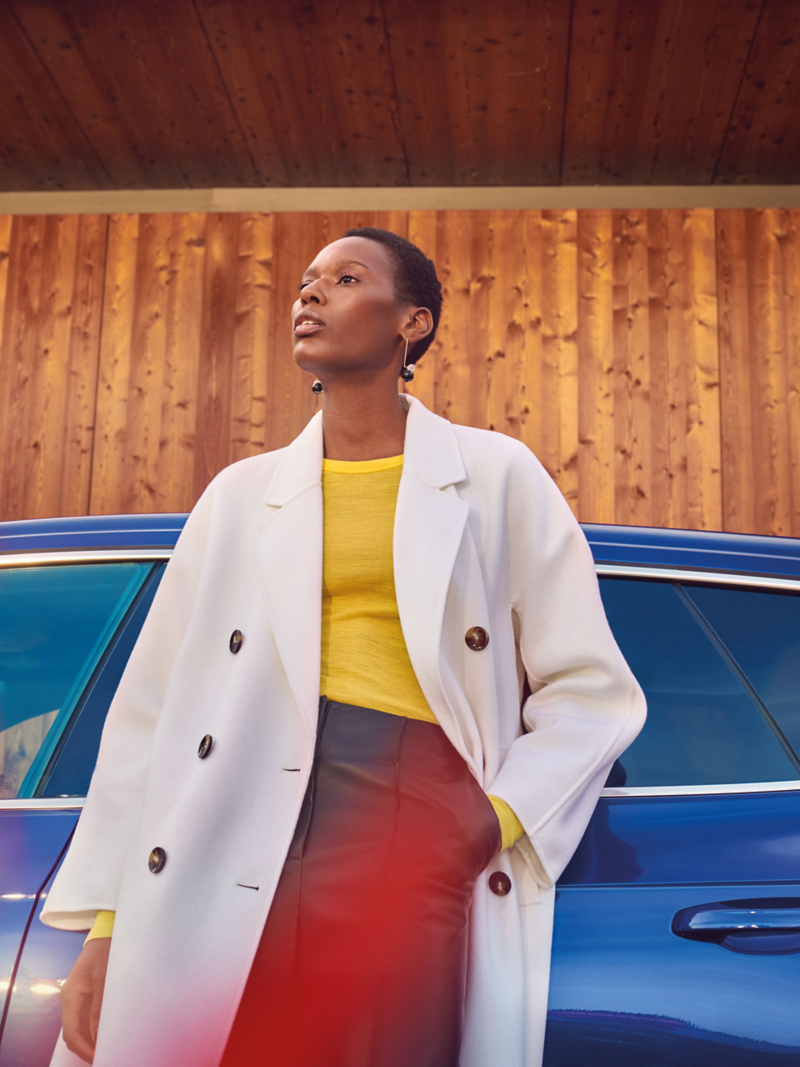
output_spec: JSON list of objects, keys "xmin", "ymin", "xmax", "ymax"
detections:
[
  {"xmin": 0, "ymin": 556, "xmax": 165, "ymax": 1065},
  {"xmin": 544, "ymin": 572, "xmax": 800, "ymax": 1065}
]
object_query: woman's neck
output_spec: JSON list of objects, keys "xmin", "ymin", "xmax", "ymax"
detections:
[{"xmin": 320, "ymin": 384, "xmax": 408, "ymax": 461}]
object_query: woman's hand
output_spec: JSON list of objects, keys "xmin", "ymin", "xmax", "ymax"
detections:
[{"xmin": 60, "ymin": 937, "xmax": 111, "ymax": 1063}]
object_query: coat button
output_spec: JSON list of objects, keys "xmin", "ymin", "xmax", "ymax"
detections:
[
  {"xmin": 465, "ymin": 626, "xmax": 489, "ymax": 651},
  {"xmin": 198, "ymin": 734, "xmax": 213, "ymax": 759},
  {"xmin": 229, "ymin": 630, "xmax": 243, "ymax": 654},
  {"xmin": 488, "ymin": 871, "xmax": 511, "ymax": 897},
  {"xmin": 148, "ymin": 847, "xmax": 167, "ymax": 874}
]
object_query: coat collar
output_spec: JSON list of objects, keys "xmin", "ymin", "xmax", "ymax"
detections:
[{"xmin": 263, "ymin": 394, "xmax": 467, "ymax": 506}]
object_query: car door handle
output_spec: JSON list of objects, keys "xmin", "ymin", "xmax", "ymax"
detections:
[{"xmin": 672, "ymin": 898, "xmax": 800, "ymax": 955}]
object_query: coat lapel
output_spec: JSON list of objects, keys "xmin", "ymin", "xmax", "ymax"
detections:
[
  {"xmin": 256, "ymin": 397, "xmax": 471, "ymax": 748},
  {"xmin": 257, "ymin": 412, "xmax": 324, "ymax": 738},
  {"xmin": 394, "ymin": 398, "xmax": 471, "ymax": 752}
]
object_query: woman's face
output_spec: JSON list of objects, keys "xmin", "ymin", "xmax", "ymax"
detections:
[{"xmin": 292, "ymin": 236, "xmax": 413, "ymax": 381}]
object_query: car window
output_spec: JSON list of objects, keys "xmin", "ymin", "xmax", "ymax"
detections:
[
  {"xmin": 598, "ymin": 578, "xmax": 800, "ymax": 787},
  {"xmin": 685, "ymin": 584, "xmax": 800, "ymax": 759},
  {"xmin": 41, "ymin": 564, "xmax": 165, "ymax": 798},
  {"xmin": 0, "ymin": 563, "xmax": 150, "ymax": 799}
]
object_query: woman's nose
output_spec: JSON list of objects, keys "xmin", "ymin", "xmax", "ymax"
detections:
[{"xmin": 301, "ymin": 280, "xmax": 325, "ymax": 304}]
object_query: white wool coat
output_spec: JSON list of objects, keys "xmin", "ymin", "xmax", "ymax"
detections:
[{"xmin": 43, "ymin": 395, "xmax": 646, "ymax": 1067}]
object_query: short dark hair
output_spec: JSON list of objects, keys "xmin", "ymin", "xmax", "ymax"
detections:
[{"xmin": 341, "ymin": 227, "xmax": 442, "ymax": 365}]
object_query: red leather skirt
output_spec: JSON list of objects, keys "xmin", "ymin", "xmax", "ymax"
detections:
[{"xmin": 220, "ymin": 697, "xmax": 501, "ymax": 1067}]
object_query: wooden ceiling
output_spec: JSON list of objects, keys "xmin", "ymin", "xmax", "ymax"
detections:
[{"xmin": 1, "ymin": 0, "xmax": 798, "ymax": 192}]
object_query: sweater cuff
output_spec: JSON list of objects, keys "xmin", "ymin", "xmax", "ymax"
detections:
[
  {"xmin": 84, "ymin": 910, "xmax": 115, "ymax": 944},
  {"xmin": 487, "ymin": 795, "xmax": 525, "ymax": 851}
]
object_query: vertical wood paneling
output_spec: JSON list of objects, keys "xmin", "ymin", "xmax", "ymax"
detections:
[
  {"xmin": 482, "ymin": 211, "xmax": 526, "ymax": 442},
  {"xmin": 57, "ymin": 214, "xmax": 108, "ymax": 517},
  {"xmin": 717, "ymin": 209, "xmax": 800, "ymax": 537},
  {"xmin": 0, "ymin": 216, "xmax": 14, "ymax": 418},
  {"xmin": 157, "ymin": 213, "xmax": 208, "ymax": 513},
  {"xmin": 746, "ymin": 209, "xmax": 792, "ymax": 536},
  {"xmin": 230, "ymin": 213, "xmax": 274, "ymax": 465},
  {"xmin": 89, "ymin": 213, "xmax": 140, "ymax": 514},
  {"xmin": 612, "ymin": 209, "xmax": 651, "ymax": 527},
  {"xmin": 578, "ymin": 210, "xmax": 615, "ymax": 523},
  {"xmin": 782, "ymin": 212, "xmax": 800, "ymax": 537},
  {"xmin": 0, "ymin": 208, "xmax": 795, "ymax": 536},
  {"xmin": 541, "ymin": 210, "xmax": 579, "ymax": 513},
  {"xmin": 679, "ymin": 209, "xmax": 722, "ymax": 532},
  {"xmin": 432, "ymin": 211, "xmax": 476, "ymax": 430},
  {"xmin": 193, "ymin": 212, "xmax": 240, "ymax": 500},
  {"xmin": 717, "ymin": 209, "xmax": 754, "ymax": 533},
  {"xmin": 91, "ymin": 213, "xmax": 172, "ymax": 514},
  {"xmin": 0, "ymin": 214, "xmax": 106, "ymax": 521}
]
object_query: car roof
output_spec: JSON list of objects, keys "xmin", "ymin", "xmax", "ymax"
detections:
[
  {"xmin": 1, "ymin": 514, "xmax": 799, "ymax": 581},
  {"xmin": 583, "ymin": 524, "xmax": 800, "ymax": 580},
  {"xmin": 0, "ymin": 514, "xmax": 187, "ymax": 551}
]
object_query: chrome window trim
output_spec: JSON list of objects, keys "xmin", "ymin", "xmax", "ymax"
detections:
[
  {"xmin": 595, "ymin": 563, "xmax": 800, "ymax": 592},
  {"xmin": 0, "ymin": 548, "xmax": 173, "ymax": 568},
  {"xmin": 0, "ymin": 798, "xmax": 85, "ymax": 810},
  {"xmin": 601, "ymin": 780, "xmax": 800, "ymax": 798}
]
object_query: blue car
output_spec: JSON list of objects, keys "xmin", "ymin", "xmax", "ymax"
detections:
[{"xmin": 0, "ymin": 516, "xmax": 798, "ymax": 1065}]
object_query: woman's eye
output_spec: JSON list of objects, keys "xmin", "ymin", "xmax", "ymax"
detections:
[
  {"xmin": 298, "ymin": 282, "xmax": 309, "ymax": 291},
  {"xmin": 339, "ymin": 274, "xmax": 358, "ymax": 284}
]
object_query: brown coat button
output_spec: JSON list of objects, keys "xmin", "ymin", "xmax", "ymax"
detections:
[
  {"xmin": 229, "ymin": 630, "xmax": 243, "ymax": 654},
  {"xmin": 489, "ymin": 871, "xmax": 511, "ymax": 896},
  {"xmin": 148, "ymin": 847, "xmax": 167, "ymax": 874},
  {"xmin": 198, "ymin": 734, "xmax": 213, "ymax": 759},
  {"xmin": 465, "ymin": 626, "xmax": 489, "ymax": 651}
]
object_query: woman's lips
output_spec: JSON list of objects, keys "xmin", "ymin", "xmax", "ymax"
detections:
[{"xmin": 294, "ymin": 321, "xmax": 325, "ymax": 336}]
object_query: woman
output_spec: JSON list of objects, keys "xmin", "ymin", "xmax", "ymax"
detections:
[{"xmin": 45, "ymin": 228, "xmax": 645, "ymax": 1067}]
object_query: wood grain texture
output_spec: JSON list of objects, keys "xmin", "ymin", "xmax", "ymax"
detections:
[
  {"xmin": 562, "ymin": 0, "xmax": 762, "ymax": 185},
  {"xmin": 91, "ymin": 212, "xmax": 273, "ymax": 512},
  {"xmin": 718, "ymin": 208, "xmax": 800, "ymax": 536},
  {"xmin": 0, "ymin": 207, "xmax": 795, "ymax": 537},
  {"xmin": 0, "ymin": 6, "xmax": 111, "ymax": 190},
  {"xmin": 613, "ymin": 210, "xmax": 652, "ymax": 526},
  {"xmin": 230, "ymin": 212, "xmax": 274, "ymax": 465},
  {"xmin": 9, "ymin": 0, "xmax": 258, "ymax": 189},
  {"xmin": 381, "ymin": 0, "xmax": 571, "ymax": 185},
  {"xmin": 0, "ymin": 214, "xmax": 107, "ymax": 520},
  {"xmin": 196, "ymin": 0, "xmax": 405, "ymax": 187},
  {"xmin": 578, "ymin": 210, "xmax": 615, "ymax": 522},
  {"xmin": 716, "ymin": 1, "xmax": 800, "ymax": 184},
  {"xmin": 782, "ymin": 210, "xmax": 800, "ymax": 537},
  {"xmin": 656, "ymin": 209, "xmax": 721, "ymax": 530},
  {"xmin": 1, "ymin": 0, "xmax": 798, "ymax": 189},
  {"xmin": 540, "ymin": 210, "xmax": 579, "ymax": 513}
]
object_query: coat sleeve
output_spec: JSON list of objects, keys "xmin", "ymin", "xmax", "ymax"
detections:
[
  {"xmin": 486, "ymin": 447, "xmax": 647, "ymax": 887},
  {"xmin": 40, "ymin": 485, "xmax": 216, "ymax": 931}
]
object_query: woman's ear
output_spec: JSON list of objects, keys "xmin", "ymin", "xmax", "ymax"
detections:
[{"xmin": 406, "ymin": 307, "xmax": 433, "ymax": 344}]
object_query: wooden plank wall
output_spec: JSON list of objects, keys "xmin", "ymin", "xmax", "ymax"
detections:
[{"xmin": 0, "ymin": 208, "xmax": 798, "ymax": 536}]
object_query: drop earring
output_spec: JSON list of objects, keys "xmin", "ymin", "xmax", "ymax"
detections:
[
  {"xmin": 311, "ymin": 379, "xmax": 323, "ymax": 394},
  {"xmin": 400, "ymin": 336, "xmax": 415, "ymax": 382}
]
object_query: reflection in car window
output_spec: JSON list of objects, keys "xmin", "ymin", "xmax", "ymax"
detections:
[
  {"xmin": 684, "ymin": 584, "xmax": 800, "ymax": 758},
  {"xmin": 598, "ymin": 578, "xmax": 800, "ymax": 787},
  {"xmin": 0, "ymin": 564, "xmax": 149, "ymax": 798}
]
